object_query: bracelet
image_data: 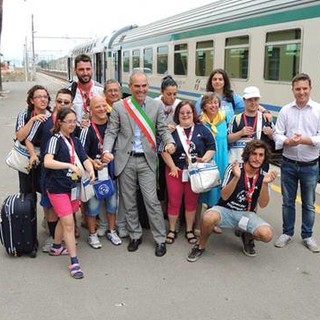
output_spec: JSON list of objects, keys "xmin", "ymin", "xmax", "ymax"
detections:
[{"xmin": 262, "ymin": 110, "xmax": 271, "ymax": 114}]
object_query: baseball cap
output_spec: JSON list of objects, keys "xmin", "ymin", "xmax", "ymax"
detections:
[{"xmin": 243, "ymin": 86, "xmax": 261, "ymax": 99}]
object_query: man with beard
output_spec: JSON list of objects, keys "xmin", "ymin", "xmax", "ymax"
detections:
[
  {"xmin": 187, "ymin": 139, "xmax": 277, "ymax": 262},
  {"xmin": 71, "ymin": 54, "xmax": 103, "ymax": 126}
]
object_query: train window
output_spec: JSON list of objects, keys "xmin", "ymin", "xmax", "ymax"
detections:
[
  {"xmin": 123, "ymin": 51, "xmax": 130, "ymax": 73},
  {"xmin": 224, "ymin": 36, "xmax": 249, "ymax": 79},
  {"xmin": 196, "ymin": 40, "xmax": 214, "ymax": 77},
  {"xmin": 174, "ymin": 43, "xmax": 188, "ymax": 76},
  {"xmin": 264, "ymin": 29, "xmax": 301, "ymax": 81},
  {"xmin": 132, "ymin": 50, "xmax": 140, "ymax": 69},
  {"xmin": 143, "ymin": 48, "xmax": 153, "ymax": 74},
  {"xmin": 157, "ymin": 46, "xmax": 168, "ymax": 74}
]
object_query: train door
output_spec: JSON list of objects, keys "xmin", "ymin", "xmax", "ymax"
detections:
[
  {"xmin": 114, "ymin": 49, "xmax": 122, "ymax": 83},
  {"xmin": 94, "ymin": 53, "xmax": 103, "ymax": 83}
]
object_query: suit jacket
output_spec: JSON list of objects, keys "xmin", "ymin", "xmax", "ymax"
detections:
[{"xmin": 103, "ymin": 96, "xmax": 174, "ymax": 176}]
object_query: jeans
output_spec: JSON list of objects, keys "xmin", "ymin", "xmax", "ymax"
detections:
[{"xmin": 281, "ymin": 161, "xmax": 318, "ymax": 239}]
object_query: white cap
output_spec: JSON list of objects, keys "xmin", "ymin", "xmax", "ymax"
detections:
[{"xmin": 243, "ymin": 86, "xmax": 261, "ymax": 99}]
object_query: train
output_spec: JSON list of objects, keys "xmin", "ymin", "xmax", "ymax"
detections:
[{"xmin": 50, "ymin": 0, "xmax": 320, "ymax": 115}]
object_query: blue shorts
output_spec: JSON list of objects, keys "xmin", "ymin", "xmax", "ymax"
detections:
[
  {"xmin": 207, "ymin": 205, "xmax": 270, "ymax": 234},
  {"xmin": 86, "ymin": 182, "xmax": 117, "ymax": 216},
  {"xmin": 40, "ymin": 192, "xmax": 52, "ymax": 209}
]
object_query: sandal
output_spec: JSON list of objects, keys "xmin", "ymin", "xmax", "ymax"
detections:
[
  {"xmin": 166, "ymin": 230, "xmax": 177, "ymax": 244},
  {"xmin": 185, "ymin": 230, "xmax": 197, "ymax": 244},
  {"xmin": 49, "ymin": 246, "xmax": 69, "ymax": 256},
  {"xmin": 69, "ymin": 263, "xmax": 84, "ymax": 279}
]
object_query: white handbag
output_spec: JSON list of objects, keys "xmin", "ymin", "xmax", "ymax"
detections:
[
  {"xmin": 188, "ymin": 161, "xmax": 221, "ymax": 193},
  {"xmin": 5, "ymin": 140, "xmax": 40, "ymax": 174},
  {"xmin": 80, "ymin": 173, "xmax": 95, "ymax": 202}
]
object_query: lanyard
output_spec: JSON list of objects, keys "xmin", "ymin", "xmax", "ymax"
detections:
[
  {"xmin": 91, "ymin": 121, "xmax": 104, "ymax": 154},
  {"xmin": 176, "ymin": 125, "xmax": 195, "ymax": 163},
  {"xmin": 243, "ymin": 113, "xmax": 258, "ymax": 138},
  {"xmin": 180, "ymin": 125, "xmax": 194, "ymax": 149},
  {"xmin": 78, "ymin": 82, "xmax": 93, "ymax": 113},
  {"xmin": 244, "ymin": 169, "xmax": 259, "ymax": 212},
  {"xmin": 61, "ymin": 134, "xmax": 75, "ymax": 164}
]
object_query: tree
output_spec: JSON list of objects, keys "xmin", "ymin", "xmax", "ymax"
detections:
[{"xmin": 0, "ymin": 0, "xmax": 3, "ymax": 92}]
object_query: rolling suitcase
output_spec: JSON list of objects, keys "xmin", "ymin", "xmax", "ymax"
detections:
[{"xmin": 0, "ymin": 193, "xmax": 38, "ymax": 257}]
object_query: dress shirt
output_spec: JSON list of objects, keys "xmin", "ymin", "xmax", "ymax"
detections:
[
  {"xmin": 274, "ymin": 99, "xmax": 320, "ymax": 162},
  {"xmin": 132, "ymin": 102, "xmax": 145, "ymax": 153}
]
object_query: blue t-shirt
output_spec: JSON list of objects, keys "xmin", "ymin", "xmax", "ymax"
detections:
[
  {"xmin": 228, "ymin": 113, "xmax": 273, "ymax": 142},
  {"xmin": 171, "ymin": 123, "xmax": 216, "ymax": 170},
  {"xmin": 217, "ymin": 163, "xmax": 265, "ymax": 212},
  {"xmin": 44, "ymin": 133, "xmax": 88, "ymax": 194},
  {"xmin": 80, "ymin": 122, "xmax": 115, "ymax": 179},
  {"xmin": 28, "ymin": 115, "xmax": 82, "ymax": 161}
]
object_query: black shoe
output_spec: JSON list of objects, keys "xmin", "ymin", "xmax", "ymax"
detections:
[
  {"xmin": 127, "ymin": 238, "xmax": 142, "ymax": 252},
  {"xmin": 234, "ymin": 228, "xmax": 243, "ymax": 237},
  {"xmin": 241, "ymin": 232, "xmax": 256, "ymax": 257},
  {"xmin": 187, "ymin": 244, "xmax": 205, "ymax": 262},
  {"xmin": 155, "ymin": 243, "xmax": 166, "ymax": 257}
]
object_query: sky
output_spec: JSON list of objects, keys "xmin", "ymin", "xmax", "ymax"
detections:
[{"xmin": 1, "ymin": 0, "xmax": 215, "ymax": 66}]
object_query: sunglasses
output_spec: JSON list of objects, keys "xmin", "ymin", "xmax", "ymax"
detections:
[{"xmin": 56, "ymin": 99, "xmax": 72, "ymax": 105}]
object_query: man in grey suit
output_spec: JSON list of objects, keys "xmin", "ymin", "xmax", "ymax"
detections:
[{"xmin": 102, "ymin": 71, "xmax": 176, "ymax": 257}]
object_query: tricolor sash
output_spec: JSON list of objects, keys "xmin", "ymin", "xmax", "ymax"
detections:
[{"xmin": 123, "ymin": 97, "xmax": 156, "ymax": 150}]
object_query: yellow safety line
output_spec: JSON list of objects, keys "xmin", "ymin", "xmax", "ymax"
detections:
[{"xmin": 271, "ymin": 184, "xmax": 320, "ymax": 214}]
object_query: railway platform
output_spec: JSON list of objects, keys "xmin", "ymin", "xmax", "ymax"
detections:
[{"xmin": 1, "ymin": 75, "xmax": 320, "ymax": 320}]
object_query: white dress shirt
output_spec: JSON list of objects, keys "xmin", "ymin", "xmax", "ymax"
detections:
[{"xmin": 274, "ymin": 99, "xmax": 320, "ymax": 162}]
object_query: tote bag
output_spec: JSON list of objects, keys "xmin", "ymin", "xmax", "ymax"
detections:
[
  {"xmin": 188, "ymin": 161, "xmax": 221, "ymax": 193},
  {"xmin": 5, "ymin": 140, "xmax": 40, "ymax": 174}
]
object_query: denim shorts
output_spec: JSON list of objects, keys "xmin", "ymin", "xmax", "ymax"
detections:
[
  {"xmin": 40, "ymin": 192, "xmax": 52, "ymax": 209},
  {"xmin": 86, "ymin": 182, "xmax": 117, "ymax": 216},
  {"xmin": 208, "ymin": 205, "xmax": 270, "ymax": 234}
]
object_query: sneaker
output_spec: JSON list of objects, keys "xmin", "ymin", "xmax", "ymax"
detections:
[
  {"xmin": 303, "ymin": 237, "xmax": 320, "ymax": 253},
  {"xmin": 274, "ymin": 234, "xmax": 292, "ymax": 248},
  {"xmin": 87, "ymin": 233, "xmax": 102, "ymax": 249},
  {"xmin": 187, "ymin": 244, "xmax": 205, "ymax": 262},
  {"xmin": 96, "ymin": 225, "xmax": 108, "ymax": 237},
  {"xmin": 42, "ymin": 236, "xmax": 53, "ymax": 253},
  {"xmin": 106, "ymin": 230, "xmax": 122, "ymax": 246},
  {"xmin": 241, "ymin": 232, "xmax": 256, "ymax": 257}
]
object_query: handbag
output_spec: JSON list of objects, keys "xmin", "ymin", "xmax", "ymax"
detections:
[
  {"xmin": 80, "ymin": 174, "xmax": 95, "ymax": 202},
  {"xmin": 5, "ymin": 140, "xmax": 40, "ymax": 174},
  {"xmin": 92, "ymin": 166, "xmax": 115, "ymax": 200},
  {"xmin": 188, "ymin": 161, "xmax": 221, "ymax": 193},
  {"xmin": 92, "ymin": 179, "xmax": 115, "ymax": 200}
]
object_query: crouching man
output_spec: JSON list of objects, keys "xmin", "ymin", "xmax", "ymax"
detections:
[{"xmin": 187, "ymin": 139, "xmax": 277, "ymax": 262}]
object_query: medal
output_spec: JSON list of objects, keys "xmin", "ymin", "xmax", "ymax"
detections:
[{"xmin": 71, "ymin": 171, "xmax": 79, "ymax": 181}]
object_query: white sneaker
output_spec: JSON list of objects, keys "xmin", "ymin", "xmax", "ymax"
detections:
[
  {"xmin": 96, "ymin": 225, "xmax": 108, "ymax": 237},
  {"xmin": 106, "ymin": 230, "xmax": 122, "ymax": 246},
  {"xmin": 88, "ymin": 233, "xmax": 102, "ymax": 249},
  {"xmin": 42, "ymin": 236, "xmax": 53, "ymax": 253},
  {"xmin": 303, "ymin": 237, "xmax": 320, "ymax": 253},
  {"xmin": 274, "ymin": 234, "xmax": 292, "ymax": 248}
]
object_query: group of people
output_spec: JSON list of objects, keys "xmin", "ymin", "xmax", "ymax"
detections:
[{"xmin": 13, "ymin": 52, "xmax": 320, "ymax": 279}]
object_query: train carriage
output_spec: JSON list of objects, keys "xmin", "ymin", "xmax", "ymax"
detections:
[{"xmin": 66, "ymin": 0, "xmax": 320, "ymax": 116}]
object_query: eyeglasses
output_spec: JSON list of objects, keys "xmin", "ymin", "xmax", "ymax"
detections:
[
  {"xmin": 62, "ymin": 120, "xmax": 77, "ymax": 125},
  {"xmin": 179, "ymin": 111, "xmax": 193, "ymax": 116},
  {"xmin": 33, "ymin": 95, "xmax": 49, "ymax": 100},
  {"xmin": 56, "ymin": 99, "xmax": 72, "ymax": 105}
]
